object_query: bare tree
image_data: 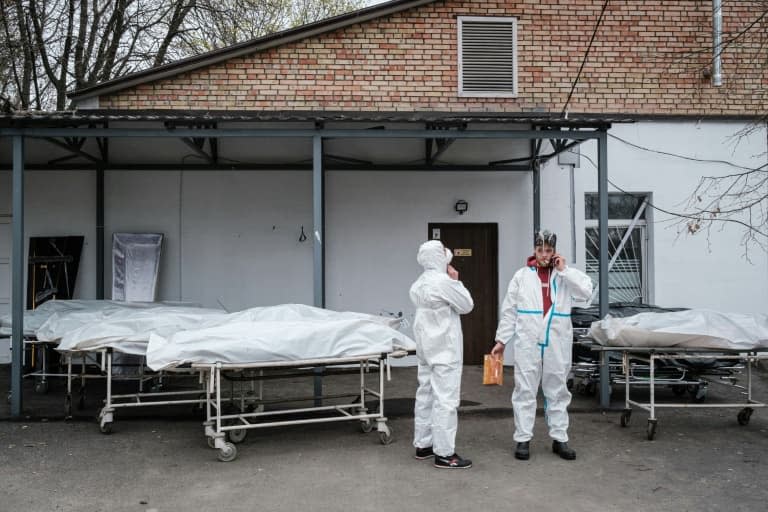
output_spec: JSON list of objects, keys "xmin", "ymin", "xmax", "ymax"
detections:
[
  {"xmin": 0, "ymin": 0, "xmax": 363, "ymax": 110},
  {"xmin": 679, "ymin": 163, "xmax": 768, "ymax": 254}
]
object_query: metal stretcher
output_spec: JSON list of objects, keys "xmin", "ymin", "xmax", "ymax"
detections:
[
  {"xmin": 571, "ymin": 329, "xmax": 713, "ymax": 401},
  {"xmin": 194, "ymin": 352, "xmax": 399, "ymax": 462},
  {"xmin": 5, "ymin": 336, "xmax": 206, "ymax": 423},
  {"xmin": 589, "ymin": 344, "xmax": 768, "ymax": 440}
]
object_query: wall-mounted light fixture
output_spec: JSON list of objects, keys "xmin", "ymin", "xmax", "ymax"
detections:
[{"xmin": 454, "ymin": 200, "xmax": 469, "ymax": 215}]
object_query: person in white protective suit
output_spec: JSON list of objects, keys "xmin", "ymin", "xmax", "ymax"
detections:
[
  {"xmin": 410, "ymin": 240, "xmax": 475, "ymax": 469},
  {"xmin": 491, "ymin": 230, "xmax": 593, "ymax": 461}
]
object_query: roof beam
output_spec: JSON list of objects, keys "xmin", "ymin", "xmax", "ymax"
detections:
[
  {"xmin": 1, "ymin": 127, "xmax": 606, "ymax": 140},
  {"xmin": 41, "ymin": 136, "xmax": 104, "ymax": 165},
  {"xmin": 0, "ymin": 163, "xmax": 532, "ymax": 172}
]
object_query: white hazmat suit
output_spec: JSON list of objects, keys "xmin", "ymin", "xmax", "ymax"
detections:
[
  {"xmin": 496, "ymin": 263, "xmax": 593, "ymax": 443},
  {"xmin": 410, "ymin": 241, "xmax": 474, "ymax": 457}
]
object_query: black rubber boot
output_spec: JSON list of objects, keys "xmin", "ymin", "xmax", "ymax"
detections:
[
  {"xmin": 552, "ymin": 441, "xmax": 576, "ymax": 460},
  {"xmin": 514, "ymin": 441, "xmax": 530, "ymax": 460}
]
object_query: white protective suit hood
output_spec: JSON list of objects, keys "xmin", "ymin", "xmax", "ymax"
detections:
[{"xmin": 417, "ymin": 240, "xmax": 452, "ymax": 271}]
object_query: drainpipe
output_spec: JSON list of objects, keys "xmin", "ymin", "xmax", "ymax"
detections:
[{"xmin": 712, "ymin": 0, "xmax": 723, "ymax": 86}]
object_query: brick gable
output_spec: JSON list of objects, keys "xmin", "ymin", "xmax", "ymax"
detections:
[{"xmin": 98, "ymin": 0, "xmax": 767, "ymax": 116}]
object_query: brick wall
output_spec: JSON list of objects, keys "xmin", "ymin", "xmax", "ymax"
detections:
[{"xmin": 99, "ymin": 0, "xmax": 768, "ymax": 115}]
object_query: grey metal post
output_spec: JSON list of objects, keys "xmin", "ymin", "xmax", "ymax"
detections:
[
  {"xmin": 533, "ymin": 161, "xmax": 541, "ymax": 233},
  {"xmin": 11, "ymin": 136, "xmax": 25, "ymax": 417},
  {"xmin": 312, "ymin": 135, "xmax": 325, "ymax": 308},
  {"xmin": 312, "ymin": 135, "xmax": 325, "ymax": 406},
  {"xmin": 96, "ymin": 168, "xmax": 105, "ymax": 299},
  {"xmin": 597, "ymin": 130, "xmax": 611, "ymax": 409}
]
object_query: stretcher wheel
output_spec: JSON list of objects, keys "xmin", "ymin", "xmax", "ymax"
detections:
[
  {"xmin": 620, "ymin": 409, "xmax": 632, "ymax": 427},
  {"xmin": 34, "ymin": 380, "xmax": 49, "ymax": 394},
  {"xmin": 379, "ymin": 427, "xmax": 393, "ymax": 445},
  {"xmin": 207, "ymin": 437, "xmax": 216, "ymax": 449},
  {"xmin": 737, "ymin": 407, "xmax": 753, "ymax": 426},
  {"xmin": 646, "ymin": 420, "xmax": 657, "ymax": 441},
  {"xmin": 228, "ymin": 428, "xmax": 247, "ymax": 444},
  {"xmin": 99, "ymin": 421, "xmax": 113, "ymax": 435},
  {"xmin": 360, "ymin": 419, "xmax": 374, "ymax": 433},
  {"xmin": 217, "ymin": 442, "xmax": 238, "ymax": 462},
  {"xmin": 693, "ymin": 386, "xmax": 707, "ymax": 403}
]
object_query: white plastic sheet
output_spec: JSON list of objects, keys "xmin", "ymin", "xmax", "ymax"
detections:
[
  {"xmin": 146, "ymin": 304, "xmax": 416, "ymax": 370},
  {"xmin": 44, "ymin": 305, "xmax": 225, "ymax": 355},
  {"xmin": 589, "ymin": 309, "xmax": 768, "ymax": 350},
  {"xmin": 0, "ymin": 299, "xmax": 167, "ymax": 337}
]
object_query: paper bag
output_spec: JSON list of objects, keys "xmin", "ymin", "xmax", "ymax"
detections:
[{"xmin": 483, "ymin": 354, "xmax": 503, "ymax": 386}]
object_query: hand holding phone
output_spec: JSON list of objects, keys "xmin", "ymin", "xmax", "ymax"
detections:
[{"xmin": 552, "ymin": 253, "xmax": 566, "ymax": 271}]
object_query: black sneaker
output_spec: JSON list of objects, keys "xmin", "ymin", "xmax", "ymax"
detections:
[
  {"xmin": 552, "ymin": 441, "xmax": 576, "ymax": 460},
  {"xmin": 434, "ymin": 453, "xmax": 472, "ymax": 469},
  {"xmin": 414, "ymin": 446, "xmax": 435, "ymax": 460},
  {"xmin": 514, "ymin": 441, "xmax": 530, "ymax": 461}
]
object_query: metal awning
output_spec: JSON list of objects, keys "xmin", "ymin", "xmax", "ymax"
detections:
[{"xmin": 0, "ymin": 110, "xmax": 618, "ymax": 416}]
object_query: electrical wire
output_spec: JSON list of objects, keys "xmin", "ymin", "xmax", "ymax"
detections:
[
  {"xmin": 561, "ymin": 0, "xmax": 611, "ymax": 118},
  {"xmin": 579, "ymin": 151, "xmax": 767, "ymax": 238}
]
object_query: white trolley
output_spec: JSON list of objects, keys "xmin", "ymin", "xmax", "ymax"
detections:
[
  {"xmin": 194, "ymin": 352, "xmax": 400, "ymax": 462},
  {"xmin": 593, "ymin": 345, "xmax": 768, "ymax": 439}
]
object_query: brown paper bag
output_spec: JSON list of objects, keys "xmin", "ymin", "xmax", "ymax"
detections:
[{"xmin": 482, "ymin": 354, "xmax": 503, "ymax": 386}]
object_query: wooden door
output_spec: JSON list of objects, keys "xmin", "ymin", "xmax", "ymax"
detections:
[{"xmin": 428, "ymin": 223, "xmax": 498, "ymax": 365}]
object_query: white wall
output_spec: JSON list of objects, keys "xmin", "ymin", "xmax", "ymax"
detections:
[
  {"xmin": 100, "ymin": 170, "xmax": 532, "ymax": 317},
  {"xmin": 326, "ymin": 171, "xmax": 532, "ymax": 323},
  {"xmin": 568, "ymin": 121, "xmax": 768, "ymax": 314},
  {"xmin": 180, "ymin": 171, "xmax": 314, "ymax": 310}
]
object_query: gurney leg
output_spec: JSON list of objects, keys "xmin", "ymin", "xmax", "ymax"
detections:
[
  {"xmin": 78, "ymin": 354, "xmax": 87, "ymax": 410},
  {"xmin": 99, "ymin": 350, "xmax": 114, "ymax": 434},
  {"xmin": 64, "ymin": 354, "xmax": 73, "ymax": 418},
  {"xmin": 203, "ymin": 369, "xmax": 216, "ymax": 447},
  {"xmin": 34, "ymin": 346, "xmax": 49, "ymax": 394},
  {"xmin": 358, "ymin": 361, "xmax": 374, "ymax": 432},
  {"xmin": 647, "ymin": 353, "xmax": 657, "ymax": 440},
  {"xmin": 620, "ymin": 351, "xmax": 632, "ymax": 427},
  {"xmin": 376, "ymin": 359, "xmax": 392, "ymax": 445},
  {"xmin": 599, "ymin": 350, "xmax": 611, "ymax": 409},
  {"xmin": 213, "ymin": 365, "xmax": 237, "ymax": 461}
]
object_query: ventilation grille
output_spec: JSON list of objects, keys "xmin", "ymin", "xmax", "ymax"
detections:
[{"xmin": 460, "ymin": 20, "xmax": 516, "ymax": 94}]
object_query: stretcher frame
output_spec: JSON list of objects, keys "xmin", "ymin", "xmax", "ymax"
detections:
[
  {"xmin": 193, "ymin": 352, "xmax": 399, "ymax": 462},
  {"xmin": 3, "ymin": 336, "xmax": 104, "ymax": 408},
  {"xmin": 593, "ymin": 345, "xmax": 768, "ymax": 440},
  {"xmin": 94, "ymin": 348, "xmax": 212, "ymax": 433}
]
